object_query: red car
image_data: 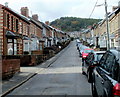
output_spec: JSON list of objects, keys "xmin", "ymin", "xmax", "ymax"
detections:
[{"xmin": 82, "ymin": 48, "xmax": 94, "ymax": 59}]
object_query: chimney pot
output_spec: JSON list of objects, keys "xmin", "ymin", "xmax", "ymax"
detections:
[
  {"xmin": 21, "ymin": 7, "xmax": 29, "ymax": 17},
  {"xmin": 32, "ymin": 14, "xmax": 38, "ymax": 21},
  {"xmin": 45, "ymin": 21, "xmax": 49, "ymax": 25}
]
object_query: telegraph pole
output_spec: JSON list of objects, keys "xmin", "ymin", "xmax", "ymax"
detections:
[{"xmin": 105, "ymin": 0, "xmax": 110, "ymax": 50}]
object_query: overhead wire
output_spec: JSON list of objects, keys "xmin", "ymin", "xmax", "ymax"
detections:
[{"xmin": 89, "ymin": 0, "xmax": 99, "ymax": 19}]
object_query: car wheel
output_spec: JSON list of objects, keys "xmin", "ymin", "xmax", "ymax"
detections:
[
  {"xmin": 82, "ymin": 68, "xmax": 86, "ymax": 75},
  {"xmin": 91, "ymin": 82, "xmax": 98, "ymax": 97},
  {"xmin": 87, "ymin": 71, "xmax": 91, "ymax": 83},
  {"xmin": 102, "ymin": 90, "xmax": 109, "ymax": 97},
  {"xmin": 82, "ymin": 62, "xmax": 86, "ymax": 75},
  {"xmin": 82, "ymin": 66, "xmax": 86, "ymax": 75}
]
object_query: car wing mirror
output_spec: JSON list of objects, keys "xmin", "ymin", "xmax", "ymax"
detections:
[
  {"xmin": 116, "ymin": 58, "xmax": 119, "ymax": 62},
  {"xmin": 93, "ymin": 61, "xmax": 99, "ymax": 66}
]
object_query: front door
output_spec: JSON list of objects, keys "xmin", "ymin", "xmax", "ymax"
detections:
[{"xmin": 7, "ymin": 39, "xmax": 17, "ymax": 55}]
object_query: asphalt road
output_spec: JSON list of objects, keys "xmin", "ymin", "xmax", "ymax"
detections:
[{"xmin": 6, "ymin": 41, "xmax": 92, "ymax": 96}]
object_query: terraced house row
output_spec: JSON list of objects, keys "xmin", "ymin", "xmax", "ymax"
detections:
[
  {"xmin": 81, "ymin": 3, "xmax": 120, "ymax": 50},
  {"xmin": 0, "ymin": 4, "xmax": 69, "ymax": 56},
  {"xmin": 92, "ymin": 6, "xmax": 120, "ymax": 50},
  {"xmin": 0, "ymin": 4, "xmax": 70, "ymax": 79}
]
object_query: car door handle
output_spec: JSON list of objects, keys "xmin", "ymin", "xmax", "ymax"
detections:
[{"xmin": 101, "ymin": 80, "xmax": 104, "ymax": 84}]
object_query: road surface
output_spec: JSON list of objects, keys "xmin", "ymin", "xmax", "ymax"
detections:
[{"xmin": 7, "ymin": 41, "xmax": 92, "ymax": 96}]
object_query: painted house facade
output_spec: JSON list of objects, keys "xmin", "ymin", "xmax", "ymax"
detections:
[
  {"xmin": 109, "ymin": 7, "xmax": 120, "ymax": 50},
  {"xmin": 92, "ymin": 5, "xmax": 120, "ymax": 50},
  {"xmin": 29, "ymin": 18, "xmax": 43, "ymax": 54}
]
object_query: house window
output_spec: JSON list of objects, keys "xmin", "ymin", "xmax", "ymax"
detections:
[
  {"xmin": 16, "ymin": 19, "xmax": 19, "ymax": 32},
  {"xmin": 26, "ymin": 25, "xmax": 29, "ymax": 35},
  {"xmin": 3, "ymin": 12, "xmax": 7, "ymax": 27},
  {"xmin": 24, "ymin": 42, "xmax": 29, "ymax": 51},
  {"xmin": 19, "ymin": 22, "xmax": 22, "ymax": 34},
  {"xmin": 22, "ymin": 23, "xmax": 23, "ymax": 33},
  {"xmin": 14, "ymin": 39, "xmax": 17, "ymax": 55},
  {"xmin": 11, "ymin": 16, "xmax": 13, "ymax": 30},
  {"xmin": 7, "ymin": 14, "xmax": 9, "ymax": 29},
  {"xmin": 0, "ymin": 39, "xmax": 2, "ymax": 55},
  {"xmin": 14, "ymin": 18, "xmax": 16, "ymax": 31},
  {"xmin": 40, "ymin": 43, "xmax": 43, "ymax": 50},
  {"xmin": 111, "ymin": 39, "xmax": 114, "ymax": 48}
]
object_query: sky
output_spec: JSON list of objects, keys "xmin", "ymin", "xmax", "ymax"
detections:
[{"xmin": 0, "ymin": 0, "xmax": 119, "ymax": 22}]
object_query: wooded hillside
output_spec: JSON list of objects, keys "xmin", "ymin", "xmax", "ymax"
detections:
[{"xmin": 50, "ymin": 17, "xmax": 101, "ymax": 32}]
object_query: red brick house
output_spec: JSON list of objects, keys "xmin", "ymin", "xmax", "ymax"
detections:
[
  {"xmin": 20, "ymin": 7, "xmax": 43, "ymax": 55},
  {"xmin": 0, "ymin": 4, "xmax": 30, "ymax": 55},
  {"xmin": 29, "ymin": 17, "xmax": 43, "ymax": 54}
]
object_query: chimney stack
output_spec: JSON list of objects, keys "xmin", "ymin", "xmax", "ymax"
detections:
[
  {"xmin": 32, "ymin": 14, "xmax": 38, "ymax": 21},
  {"xmin": 112, "ymin": 6, "xmax": 118, "ymax": 11},
  {"xmin": 112, "ymin": 1, "xmax": 120, "ymax": 11},
  {"xmin": 45, "ymin": 21, "xmax": 49, "ymax": 25},
  {"xmin": 21, "ymin": 7, "xmax": 29, "ymax": 17},
  {"xmin": 118, "ymin": 1, "xmax": 120, "ymax": 7}
]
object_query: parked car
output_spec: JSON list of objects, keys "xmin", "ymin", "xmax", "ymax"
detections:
[
  {"xmin": 82, "ymin": 51, "xmax": 105, "ymax": 83},
  {"xmin": 78, "ymin": 45, "xmax": 88, "ymax": 57},
  {"xmin": 82, "ymin": 48, "xmax": 94, "ymax": 60},
  {"xmin": 79, "ymin": 49, "xmax": 83, "ymax": 57},
  {"xmin": 91, "ymin": 49, "xmax": 120, "ymax": 97}
]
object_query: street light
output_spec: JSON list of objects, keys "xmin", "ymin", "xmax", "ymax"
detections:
[
  {"xmin": 96, "ymin": 0, "xmax": 110, "ymax": 50},
  {"xmin": 105, "ymin": 0, "xmax": 110, "ymax": 50}
]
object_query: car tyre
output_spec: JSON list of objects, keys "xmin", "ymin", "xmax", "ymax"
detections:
[
  {"xmin": 82, "ymin": 67, "xmax": 86, "ymax": 75},
  {"xmin": 87, "ymin": 71, "xmax": 91, "ymax": 83},
  {"xmin": 91, "ymin": 82, "xmax": 98, "ymax": 97}
]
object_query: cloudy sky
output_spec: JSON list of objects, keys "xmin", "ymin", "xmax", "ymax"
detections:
[{"xmin": 1, "ymin": 0, "xmax": 119, "ymax": 22}]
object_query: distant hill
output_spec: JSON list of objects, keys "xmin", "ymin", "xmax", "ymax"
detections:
[{"xmin": 50, "ymin": 17, "xmax": 101, "ymax": 32}]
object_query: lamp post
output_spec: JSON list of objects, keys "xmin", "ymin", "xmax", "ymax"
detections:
[
  {"xmin": 96, "ymin": 0, "xmax": 110, "ymax": 50},
  {"xmin": 105, "ymin": 0, "xmax": 110, "ymax": 50}
]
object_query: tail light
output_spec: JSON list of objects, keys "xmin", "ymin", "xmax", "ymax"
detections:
[
  {"xmin": 90, "ymin": 65, "xmax": 96, "ymax": 67},
  {"xmin": 83, "ymin": 56, "xmax": 87, "ymax": 58},
  {"xmin": 113, "ymin": 83, "xmax": 120, "ymax": 96}
]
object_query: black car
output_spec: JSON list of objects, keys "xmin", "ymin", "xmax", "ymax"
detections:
[
  {"xmin": 82, "ymin": 51, "xmax": 105, "ymax": 83},
  {"xmin": 91, "ymin": 50, "xmax": 120, "ymax": 97}
]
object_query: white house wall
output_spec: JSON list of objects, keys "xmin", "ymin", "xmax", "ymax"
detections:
[{"xmin": 99, "ymin": 35, "xmax": 107, "ymax": 48}]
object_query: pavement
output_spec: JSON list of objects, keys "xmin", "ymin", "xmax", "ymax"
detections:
[{"xmin": 2, "ymin": 44, "xmax": 70, "ymax": 97}]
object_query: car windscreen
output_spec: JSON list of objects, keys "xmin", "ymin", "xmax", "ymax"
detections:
[{"xmin": 84, "ymin": 50, "xmax": 94, "ymax": 53}]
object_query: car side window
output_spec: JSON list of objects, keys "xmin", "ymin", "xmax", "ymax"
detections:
[
  {"xmin": 99, "ymin": 52, "xmax": 108, "ymax": 68},
  {"xmin": 104, "ymin": 53, "xmax": 115, "ymax": 72}
]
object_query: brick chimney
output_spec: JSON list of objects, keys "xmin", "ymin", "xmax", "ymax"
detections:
[
  {"xmin": 112, "ymin": 6, "xmax": 118, "ymax": 11},
  {"xmin": 32, "ymin": 14, "xmax": 38, "ymax": 21},
  {"xmin": 112, "ymin": 1, "xmax": 120, "ymax": 11},
  {"xmin": 45, "ymin": 21, "xmax": 49, "ymax": 25},
  {"xmin": 21, "ymin": 7, "xmax": 29, "ymax": 17},
  {"xmin": 118, "ymin": 1, "xmax": 120, "ymax": 7}
]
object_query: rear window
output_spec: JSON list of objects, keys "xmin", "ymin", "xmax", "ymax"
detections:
[
  {"xmin": 84, "ymin": 50, "xmax": 94, "ymax": 53},
  {"xmin": 96, "ymin": 53, "xmax": 104, "ymax": 61}
]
